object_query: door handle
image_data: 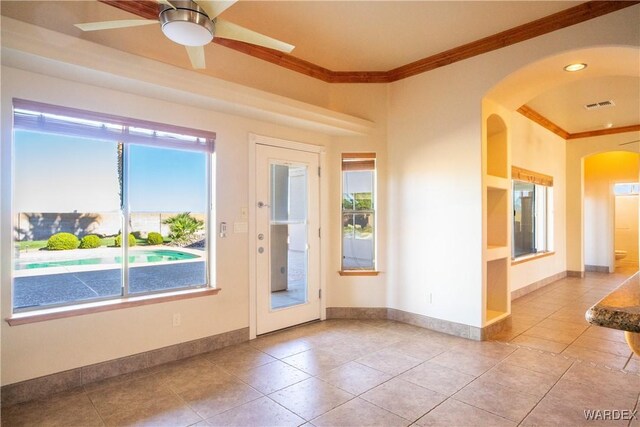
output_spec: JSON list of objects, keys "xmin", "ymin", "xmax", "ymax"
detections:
[{"xmin": 257, "ymin": 201, "xmax": 271, "ymax": 208}]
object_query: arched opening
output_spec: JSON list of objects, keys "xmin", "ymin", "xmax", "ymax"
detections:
[
  {"xmin": 482, "ymin": 45, "xmax": 639, "ymax": 293},
  {"xmin": 583, "ymin": 151, "xmax": 639, "ymax": 273}
]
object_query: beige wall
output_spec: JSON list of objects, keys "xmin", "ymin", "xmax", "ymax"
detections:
[
  {"xmin": 615, "ymin": 195, "xmax": 639, "ymax": 268},
  {"xmin": 510, "ymin": 113, "xmax": 567, "ymax": 292},
  {"xmin": 386, "ymin": 6, "xmax": 639, "ymax": 328},
  {"xmin": 0, "ymin": 61, "xmax": 388, "ymax": 384},
  {"xmin": 566, "ymin": 132, "xmax": 640, "ymax": 272},
  {"xmin": 584, "ymin": 151, "xmax": 639, "ymax": 270},
  {"xmin": 1, "ymin": 5, "xmax": 639, "ymax": 385}
]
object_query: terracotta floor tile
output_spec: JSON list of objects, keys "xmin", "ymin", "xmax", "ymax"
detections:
[
  {"xmin": 316, "ymin": 361, "xmax": 392, "ymax": 395},
  {"xmin": 511, "ymin": 335, "xmax": 569, "ymax": 353},
  {"xmin": 571, "ymin": 335, "xmax": 633, "ymax": 357},
  {"xmin": 546, "ymin": 378, "xmax": 638, "ymax": 410},
  {"xmin": 281, "ymin": 348, "xmax": 353, "ymax": 376},
  {"xmin": 233, "ymin": 360, "xmax": 310, "ymax": 394},
  {"xmin": 481, "ymin": 362, "xmax": 558, "ymax": 397},
  {"xmin": 562, "ymin": 344, "xmax": 630, "ymax": 369},
  {"xmin": 582, "ymin": 326, "xmax": 628, "ymax": 343},
  {"xmin": 521, "ymin": 394, "xmax": 628, "ymax": 427},
  {"xmin": 500, "ymin": 347, "xmax": 574, "ymax": 379},
  {"xmin": 268, "ymin": 377, "xmax": 353, "ymax": 420},
  {"xmin": 356, "ymin": 347, "xmax": 423, "ymax": 375},
  {"xmin": 429, "ymin": 350, "xmax": 499, "ymax": 376},
  {"xmin": 311, "ymin": 397, "xmax": 408, "ymax": 427},
  {"xmin": 1, "ymin": 389, "xmax": 102, "ymax": 427},
  {"xmin": 399, "ymin": 361, "xmax": 475, "ymax": 396},
  {"xmin": 175, "ymin": 377, "xmax": 263, "ymax": 419},
  {"xmin": 361, "ymin": 377, "xmax": 446, "ymax": 422},
  {"xmin": 415, "ymin": 398, "xmax": 516, "ymax": 427},
  {"xmin": 522, "ymin": 325, "xmax": 583, "ymax": 344},
  {"xmin": 102, "ymin": 392, "xmax": 201, "ymax": 426},
  {"xmin": 205, "ymin": 396, "xmax": 304, "ymax": 427},
  {"xmin": 453, "ymin": 377, "xmax": 542, "ymax": 422}
]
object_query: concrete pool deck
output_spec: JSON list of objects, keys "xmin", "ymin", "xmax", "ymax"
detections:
[{"xmin": 13, "ymin": 261, "xmax": 207, "ymax": 310}]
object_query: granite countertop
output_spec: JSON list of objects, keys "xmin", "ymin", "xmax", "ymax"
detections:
[{"xmin": 586, "ymin": 273, "xmax": 640, "ymax": 333}]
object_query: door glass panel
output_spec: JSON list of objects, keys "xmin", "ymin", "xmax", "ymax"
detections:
[{"xmin": 270, "ymin": 164, "xmax": 308, "ymax": 310}]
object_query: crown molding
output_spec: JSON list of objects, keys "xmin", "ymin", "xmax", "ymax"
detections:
[
  {"xmin": 1, "ymin": 17, "xmax": 374, "ymax": 137},
  {"xmin": 567, "ymin": 124, "xmax": 640, "ymax": 139},
  {"xmin": 518, "ymin": 105, "xmax": 640, "ymax": 140},
  {"xmin": 517, "ymin": 105, "xmax": 570, "ymax": 139},
  {"xmin": 100, "ymin": 0, "xmax": 639, "ymax": 83}
]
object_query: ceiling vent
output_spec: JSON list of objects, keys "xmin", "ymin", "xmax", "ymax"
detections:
[{"xmin": 584, "ymin": 100, "xmax": 616, "ymax": 110}]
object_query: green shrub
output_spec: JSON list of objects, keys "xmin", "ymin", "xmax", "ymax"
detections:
[
  {"xmin": 46, "ymin": 232, "xmax": 80, "ymax": 250},
  {"xmin": 147, "ymin": 232, "xmax": 164, "ymax": 245},
  {"xmin": 79, "ymin": 234, "xmax": 101, "ymax": 249},
  {"xmin": 163, "ymin": 212, "xmax": 203, "ymax": 244},
  {"xmin": 114, "ymin": 233, "xmax": 136, "ymax": 247}
]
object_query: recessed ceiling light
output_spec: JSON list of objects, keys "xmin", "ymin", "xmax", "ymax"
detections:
[
  {"xmin": 604, "ymin": 122, "xmax": 614, "ymax": 129},
  {"xmin": 563, "ymin": 63, "xmax": 587, "ymax": 72}
]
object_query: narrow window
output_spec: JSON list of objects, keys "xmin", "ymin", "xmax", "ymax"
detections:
[
  {"xmin": 341, "ymin": 153, "xmax": 376, "ymax": 271},
  {"xmin": 12, "ymin": 100, "xmax": 215, "ymax": 312},
  {"xmin": 512, "ymin": 167, "xmax": 553, "ymax": 259}
]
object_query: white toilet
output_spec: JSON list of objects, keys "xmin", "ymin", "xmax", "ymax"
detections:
[{"xmin": 614, "ymin": 250, "xmax": 627, "ymax": 261}]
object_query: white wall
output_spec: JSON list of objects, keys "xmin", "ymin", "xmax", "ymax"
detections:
[
  {"xmin": 584, "ymin": 151, "xmax": 639, "ymax": 270},
  {"xmin": 510, "ymin": 114, "xmax": 567, "ymax": 292},
  {"xmin": 0, "ymin": 63, "xmax": 389, "ymax": 385},
  {"xmin": 386, "ymin": 5, "xmax": 639, "ymax": 328},
  {"xmin": 1, "ymin": 4, "xmax": 639, "ymax": 385}
]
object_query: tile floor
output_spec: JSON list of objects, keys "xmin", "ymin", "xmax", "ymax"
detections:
[{"xmin": 3, "ymin": 270, "xmax": 640, "ymax": 426}]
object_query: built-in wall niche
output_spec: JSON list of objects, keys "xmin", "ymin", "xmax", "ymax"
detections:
[
  {"xmin": 486, "ymin": 257, "xmax": 509, "ymax": 321},
  {"xmin": 487, "ymin": 114, "xmax": 508, "ymax": 178},
  {"xmin": 486, "ymin": 188, "xmax": 508, "ymax": 248}
]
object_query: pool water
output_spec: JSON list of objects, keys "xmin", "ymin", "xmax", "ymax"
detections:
[{"xmin": 15, "ymin": 249, "xmax": 200, "ymax": 270}]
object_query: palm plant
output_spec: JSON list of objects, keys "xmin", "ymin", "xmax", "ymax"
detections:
[{"xmin": 163, "ymin": 212, "xmax": 203, "ymax": 244}]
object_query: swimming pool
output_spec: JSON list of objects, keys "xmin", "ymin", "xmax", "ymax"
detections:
[{"xmin": 15, "ymin": 249, "xmax": 200, "ymax": 270}]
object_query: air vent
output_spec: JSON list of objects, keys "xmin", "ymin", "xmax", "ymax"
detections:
[{"xmin": 584, "ymin": 100, "xmax": 615, "ymax": 110}]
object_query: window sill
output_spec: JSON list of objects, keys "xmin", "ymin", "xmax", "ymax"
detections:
[
  {"xmin": 511, "ymin": 251, "xmax": 555, "ymax": 266},
  {"xmin": 338, "ymin": 270, "xmax": 381, "ymax": 276},
  {"xmin": 6, "ymin": 287, "xmax": 221, "ymax": 326}
]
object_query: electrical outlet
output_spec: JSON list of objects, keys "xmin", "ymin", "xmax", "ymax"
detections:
[
  {"xmin": 429, "ymin": 293, "xmax": 433, "ymax": 304},
  {"xmin": 172, "ymin": 313, "xmax": 181, "ymax": 327}
]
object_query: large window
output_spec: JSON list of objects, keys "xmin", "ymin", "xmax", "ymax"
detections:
[
  {"xmin": 12, "ymin": 100, "xmax": 215, "ymax": 312},
  {"xmin": 341, "ymin": 153, "xmax": 376, "ymax": 271},
  {"xmin": 512, "ymin": 167, "xmax": 553, "ymax": 259}
]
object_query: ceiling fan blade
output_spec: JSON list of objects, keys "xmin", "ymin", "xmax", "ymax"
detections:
[
  {"xmin": 155, "ymin": 0, "xmax": 176, "ymax": 9},
  {"xmin": 75, "ymin": 19, "xmax": 158, "ymax": 32},
  {"xmin": 185, "ymin": 45, "xmax": 206, "ymax": 69},
  {"xmin": 215, "ymin": 19, "xmax": 294, "ymax": 53},
  {"xmin": 197, "ymin": 1, "xmax": 237, "ymax": 19}
]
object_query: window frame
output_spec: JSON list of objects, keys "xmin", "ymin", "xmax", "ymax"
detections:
[
  {"xmin": 11, "ymin": 99, "xmax": 217, "ymax": 314},
  {"xmin": 512, "ymin": 177, "xmax": 553, "ymax": 260},
  {"xmin": 340, "ymin": 152, "xmax": 378, "ymax": 273}
]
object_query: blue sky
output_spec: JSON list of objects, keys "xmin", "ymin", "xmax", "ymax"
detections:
[{"xmin": 14, "ymin": 130, "xmax": 207, "ymax": 213}]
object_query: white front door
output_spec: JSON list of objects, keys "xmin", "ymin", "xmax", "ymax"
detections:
[{"xmin": 255, "ymin": 143, "xmax": 321, "ymax": 335}]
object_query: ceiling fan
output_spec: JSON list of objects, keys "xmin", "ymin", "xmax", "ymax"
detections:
[{"xmin": 74, "ymin": 0, "xmax": 294, "ymax": 69}]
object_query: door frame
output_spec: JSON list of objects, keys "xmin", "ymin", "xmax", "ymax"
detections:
[{"xmin": 248, "ymin": 133, "xmax": 327, "ymax": 339}]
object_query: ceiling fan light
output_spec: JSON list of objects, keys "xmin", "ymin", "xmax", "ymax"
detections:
[
  {"xmin": 160, "ymin": 5, "xmax": 215, "ymax": 46},
  {"xmin": 162, "ymin": 20, "xmax": 213, "ymax": 46},
  {"xmin": 563, "ymin": 63, "xmax": 587, "ymax": 72}
]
